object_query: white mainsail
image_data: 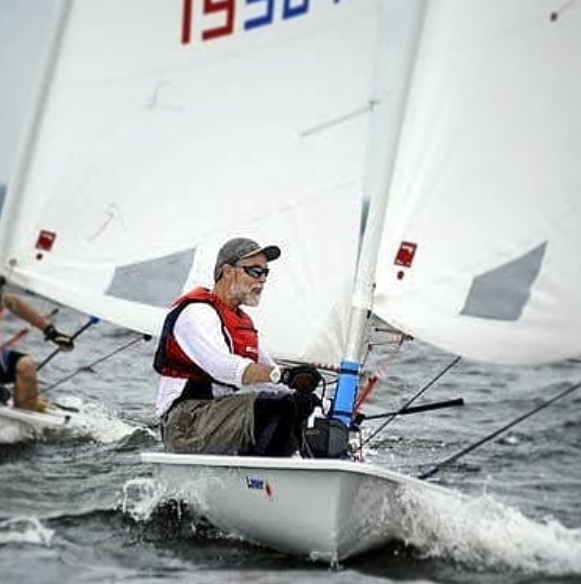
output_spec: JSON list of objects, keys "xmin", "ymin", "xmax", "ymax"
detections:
[
  {"xmin": 0, "ymin": 0, "xmax": 379, "ymax": 366},
  {"xmin": 3, "ymin": 0, "xmax": 578, "ymax": 370},
  {"xmin": 373, "ymin": 0, "xmax": 581, "ymax": 365}
]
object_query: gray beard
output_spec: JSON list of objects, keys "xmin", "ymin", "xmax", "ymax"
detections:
[
  {"xmin": 242, "ymin": 290, "xmax": 260, "ymax": 307},
  {"xmin": 230, "ymin": 282, "xmax": 261, "ymax": 307}
]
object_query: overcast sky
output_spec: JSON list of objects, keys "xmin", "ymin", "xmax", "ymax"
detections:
[{"xmin": 0, "ymin": 0, "xmax": 57, "ymax": 184}]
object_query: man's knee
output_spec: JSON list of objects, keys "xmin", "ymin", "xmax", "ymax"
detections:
[
  {"xmin": 16, "ymin": 356, "xmax": 37, "ymax": 381},
  {"xmin": 253, "ymin": 394, "xmax": 299, "ymax": 457}
]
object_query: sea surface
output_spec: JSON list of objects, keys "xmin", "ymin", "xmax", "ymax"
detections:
[{"xmin": 1, "ymin": 296, "xmax": 580, "ymax": 584}]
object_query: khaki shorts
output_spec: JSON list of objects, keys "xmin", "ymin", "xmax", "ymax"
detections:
[{"xmin": 161, "ymin": 393, "xmax": 257, "ymax": 455}]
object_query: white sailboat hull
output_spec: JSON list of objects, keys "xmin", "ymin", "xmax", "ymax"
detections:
[
  {"xmin": 141, "ymin": 452, "xmax": 450, "ymax": 562},
  {"xmin": 0, "ymin": 404, "xmax": 82, "ymax": 444}
]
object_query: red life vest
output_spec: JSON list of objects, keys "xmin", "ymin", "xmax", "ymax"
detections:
[{"xmin": 153, "ymin": 287, "xmax": 259, "ymax": 398}]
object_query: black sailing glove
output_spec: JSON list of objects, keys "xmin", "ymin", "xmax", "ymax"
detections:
[
  {"xmin": 43, "ymin": 324, "xmax": 75, "ymax": 351},
  {"xmin": 281, "ymin": 365, "xmax": 322, "ymax": 394}
]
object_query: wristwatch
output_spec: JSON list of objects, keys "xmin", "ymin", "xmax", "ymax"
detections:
[{"xmin": 269, "ymin": 365, "xmax": 282, "ymax": 384}]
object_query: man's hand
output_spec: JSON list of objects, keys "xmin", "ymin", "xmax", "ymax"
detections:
[
  {"xmin": 281, "ymin": 365, "xmax": 322, "ymax": 393},
  {"xmin": 43, "ymin": 324, "xmax": 75, "ymax": 351}
]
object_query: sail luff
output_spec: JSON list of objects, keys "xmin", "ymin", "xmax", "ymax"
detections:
[
  {"xmin": 332, "ymin": 0, "xmax": 428, "ymax": 426},
  {"xmin": 0, "ymin": 0, "xmax": 73, "ymax": 280},
  {"xmin": 344, "ymin": 0, "xmax": 428, "ymax": 361}
]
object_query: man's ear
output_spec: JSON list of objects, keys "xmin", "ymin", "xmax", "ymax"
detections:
[{"xmin": 220, "ymin": 264, "xmax": 234, "ymax": 280}]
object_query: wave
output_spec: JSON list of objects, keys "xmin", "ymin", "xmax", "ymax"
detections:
[
  {"xmin": 114, "ymin": 474, "xmax": 581, "ymax": 576},
  {"xmin": 399, "ymin": 485, "xmax": 581, "ymax": 576},
  {"xmin": 0, "ymin": 396, "xmax": 156, "ymax": 446},
  {"xmin": 0, "ymin": 516, "xmax": 53, "ymax": 547}
]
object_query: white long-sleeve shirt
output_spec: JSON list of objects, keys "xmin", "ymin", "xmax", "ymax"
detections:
[{"xmin": 155, "ymin": 302, "xmax": 286, "ymax": 417}]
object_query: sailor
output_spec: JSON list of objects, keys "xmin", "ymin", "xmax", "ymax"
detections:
[
  {"xmin": 0, "ymin": 278, "xmax": 75, "ymax": 411},
  {"xmin": 154, "ymin": 237, "xmax": 322, "ymax": 456}
]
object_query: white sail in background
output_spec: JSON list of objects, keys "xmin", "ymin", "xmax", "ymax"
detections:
[
  {"xmin": 373, "ymin": 0, "xmax": 581, "ymax": 365},
  {"xmin": 0, "ymin": 0, "xmax": 379, "ymax": 365}
]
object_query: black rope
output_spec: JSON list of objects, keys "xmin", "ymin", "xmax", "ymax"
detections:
[
  {"xmin": 40, "ymin": 333, "xmax": 150, "ymax": 394},
  {"xmin": 418, "ymin": 380, "xmax": 581, "ymax": 480},
  {"xmin": 355, "ymin": 397, "xmax": 464, "ymax": 424},
  {"xmin": 37, "ymin": 316, "xmax": 99, "ymax": 372}
]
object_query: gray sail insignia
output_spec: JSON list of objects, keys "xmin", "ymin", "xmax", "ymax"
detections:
[
  {"xmin": 460, "ymin": 242, "xmax": 547, "ymax": 321},
  {"xmin": 0, "ymin": 183, "xmax": 5, "ymax": 218},
  {"xmin": 106, "ymin": 248, "xmax": 195, "ymax": 307}
]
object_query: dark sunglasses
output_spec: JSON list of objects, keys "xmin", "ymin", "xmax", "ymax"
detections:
[{"xmin": 237, "ymin": 264, "xmax": 270, "ymax": 279}]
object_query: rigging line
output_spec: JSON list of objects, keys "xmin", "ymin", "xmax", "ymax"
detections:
[
  {"xmin": 355, "ymin": 397, "xmax": 465, "ymax": 423},
  {"xmin": 276, "ymin": 358, "xmax": 340, "ymax": 374},
  {"xmin": 301, "ymin": 103, "xmax": 373, "ymax": 138},
  {"xmin": 40, "ymin": 333, "xmax": 150, "ymax": 394},
  {"xmin": 359, "ymin": 355, "xmax": 462, "ymax": 448},
  {"xmin": 36, "ymin": 316, "xmax": 99, "ymax": 372},
  {"xmin": 354, "ymin": 375, "xmax": 379, "ymax": 413},
  {"xmin": 418, "ymin": 380, "xmax": 581, "ymax": 480},
  {"xmin": 355, "ymin": 333, "xmax": 407, "ymax": 411}
]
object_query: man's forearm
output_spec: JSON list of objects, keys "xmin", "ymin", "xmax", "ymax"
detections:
[{"xmin": 2, "ymin": 293, "xmax": 50, "ymax": 331}]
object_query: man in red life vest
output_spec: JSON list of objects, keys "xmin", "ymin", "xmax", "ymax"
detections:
[
  {"xmin": 0, "ymin": 279, "xmax": 74, "ymax": 411},
  {"xmin": 154, "ymin": 237, "xmax": 322, "ymax": 456}
]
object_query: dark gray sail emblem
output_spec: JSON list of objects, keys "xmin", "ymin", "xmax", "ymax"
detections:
[
  {"xmin": 461, "ymin": 242, "xmax": 546, "ymax": 321},
  {"xmin": 107, "ymin": 248, "xmax": 195, "ymax": 307}
]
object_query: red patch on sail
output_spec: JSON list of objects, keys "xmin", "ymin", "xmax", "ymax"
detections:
[
  {"xmin": 395, "ymin": 241, "xmax": 417, "ymax": 268},
  {"xmin": 35, "ymin": 230, "xmax": 57, "ymax": 252}
]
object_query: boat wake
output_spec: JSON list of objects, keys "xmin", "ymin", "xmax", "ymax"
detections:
[
  {"xmin": 398, "ymin": 485, "xmax": 581, "ymax": 576},
  {"xmin": 118, "ymin": 477, "xmax": 242, "ymax": 543},
  {"xmin": 50, "ymin": 397, "xmax": 155, "ymax": 444},
  {"xmin": 118, "ymin": 471, "xmax": 581, "ymax": 576},
  {"xmin": 0, "ymin": 516, "xmax": 54, "ymax": 547},
  {"xmin": 0, "ymin": 396, "xmax": 154, "ymax": 446},
  {"xmin": 120, "ymin": 477, "xmax": 169, "ymax": 522}
]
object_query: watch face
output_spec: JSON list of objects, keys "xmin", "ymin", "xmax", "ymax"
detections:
[{"xmin": 270, "ymin": 367, "xmax": 281, "ymax": 384}]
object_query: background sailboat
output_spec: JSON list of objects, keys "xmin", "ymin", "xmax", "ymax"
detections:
[
  {"xmin": 1, "ymin": 0, "xmax": 580, "ymax": 564},
  {"xmin": 0, "ymin": 0, "xmax": 379, "ymax": 368}
]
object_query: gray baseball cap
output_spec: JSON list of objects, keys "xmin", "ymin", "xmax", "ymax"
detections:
[{"xmin": 213, "ymin": 237, "xmax": 281, "ymax": 281}]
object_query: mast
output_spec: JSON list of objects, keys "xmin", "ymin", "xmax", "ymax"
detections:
[{"xmin": 332, "ymin": 0, "xmax": 428, "ymax": 426}]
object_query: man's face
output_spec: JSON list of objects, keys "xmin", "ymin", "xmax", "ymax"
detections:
[{"xmin": 226, "ymin": 252, "xmax": 269, "ymax": 307}]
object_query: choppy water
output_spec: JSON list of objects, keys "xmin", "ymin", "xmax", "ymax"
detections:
[{"xmin": 1, "ymin": 297, "xmax": 580, "ymax": 584}]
